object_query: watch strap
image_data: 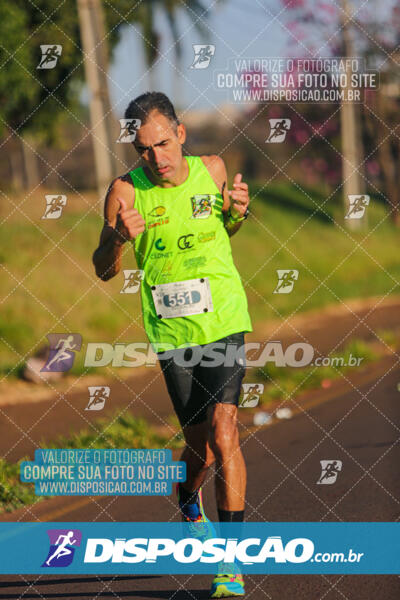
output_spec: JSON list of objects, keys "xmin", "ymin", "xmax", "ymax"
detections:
[{"xmin": 228, "ymin": 207, "xmax": 249, "ymax": 223}]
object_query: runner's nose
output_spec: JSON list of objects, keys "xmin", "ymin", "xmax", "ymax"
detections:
[{"xmin": 152, "ymin": 146, "xmax": 165, "ymax": 165}]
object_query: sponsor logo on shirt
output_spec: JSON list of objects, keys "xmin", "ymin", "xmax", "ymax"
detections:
[
  {"xmin": 183, "ymin": 256, "xmax": 207, "ymax": 269},
  {"xmin": 190, "ymin": 194, "xmax": 216, "ymax": 219},
  {"xmin": 148, "ymin": 206, "xmax": 166, "ymax": 217},
  {"xmin": 198, "ymin": 231, "xmax": 216, "ymax": 243},
  {"xmin": 155, "ymin": 238, "xmax": 166, "ymax": 251},
  {"xmin": 177, "ymin": 234, "xmax": 195, "ymax": 250},
  {"xmin": 149, "ymin": 252, "xmax": 173, "ymax": 259},
  {"xmin": 148, "ymin": 218, "xmax": 169, "ymax": 229},
  {"xmin": 148, "ymin": 206, "xmax": 169, "ymax": 229}
]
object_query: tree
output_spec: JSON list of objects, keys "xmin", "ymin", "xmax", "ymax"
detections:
[
  {"xmin": 0, "ymin": 0, "xmax": 210, "ymax": 190},
  {"xmin": 360, "ymin": 3, "xmax": 400, "ymax": 225},
  {"xmin": 280, "ymin": 0, "xmax": 367, "ymax": 228},
  {"xmin": 280, "ymin": 0, "xmax": 400, "ymax": 226}
]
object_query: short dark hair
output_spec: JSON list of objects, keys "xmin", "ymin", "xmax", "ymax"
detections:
[{"xmin": 124, "ymin": 92, "xmax": 179, "ymax": 129}]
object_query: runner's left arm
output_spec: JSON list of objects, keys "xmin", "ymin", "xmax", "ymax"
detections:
[{"xmin": 201, "ymin": 155, "xmax": 249, "ymax": 237}]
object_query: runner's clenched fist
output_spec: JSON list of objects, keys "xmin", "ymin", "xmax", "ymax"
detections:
[
  {"xmin": 115, "ymin": 197, "xmax": 146, "ymax": 243},
  {"xmin": 228, "ymin": 173, "xmax": 249, "ymax": 219}
]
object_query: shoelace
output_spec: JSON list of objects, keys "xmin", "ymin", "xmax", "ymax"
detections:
[{"xmin": 182, "ymin": 512, "xmax": 204, "ymax": 522}]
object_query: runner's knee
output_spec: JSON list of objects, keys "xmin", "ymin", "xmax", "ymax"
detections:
[{"xmin": 208, "ymin": 416, "xmax": 239, "ymax": 458}]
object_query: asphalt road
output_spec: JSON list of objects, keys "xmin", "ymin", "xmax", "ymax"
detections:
[
  {"xmin": 0, "ymin": 355, "xmax": 399, "ymax": 598},
  {"xmin": 2, "ymin": 297, "xmax": 400, "ymax": 465}
]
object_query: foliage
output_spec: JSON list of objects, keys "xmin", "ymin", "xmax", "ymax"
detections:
[{"xmin": 0, "ymin": 0, "xmax": 209, "ymax": 143}]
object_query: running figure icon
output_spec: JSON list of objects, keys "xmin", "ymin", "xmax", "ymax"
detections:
[
  {"xmin": 317, "ymin": 460, "xmax": 343, "ymax": 485},
  {"xmin": 42, "ymin": 335, "xmax": 77, "ymax": 372},
  {"xmin": 266, "ymin": 118, "xmax": 291, "ymax": 143},
  {"xmin": 37, "ymin": 45, "xmax": 62, "ymax": 69},
  {"xmin": 45, "ymin": 531, "xmax": 77, "ymax": 566}
]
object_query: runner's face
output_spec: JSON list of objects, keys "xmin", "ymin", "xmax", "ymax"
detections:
[{"xmin": 134, "ymin": 110, "xmax": 186, "ymax": 180}]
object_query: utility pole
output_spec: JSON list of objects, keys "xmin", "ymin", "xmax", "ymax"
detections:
[
  {"xmin": 339, "ymin": 0, "xmax": 366, "ymax": 230},
  {"xmin": 77, "ymin": 0, "xmax": 124, "ymax": 200}
]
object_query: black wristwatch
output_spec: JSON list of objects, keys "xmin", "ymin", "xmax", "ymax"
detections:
[{"xmin": 228, "ymin": 207, "xmax": 249, "ymax": 223}]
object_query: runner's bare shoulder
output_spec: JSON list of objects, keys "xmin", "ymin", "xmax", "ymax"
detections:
[
  {"xmin": 200, "ymin": 155, "xmax": 229, "ymax": 209},
  {"xmin": 200, "ymin": 155, "xmax": 226, "ymax": 183},
  {"xmin": 103, "ymin": 173, "xmax": 135, "ymax": 228}
]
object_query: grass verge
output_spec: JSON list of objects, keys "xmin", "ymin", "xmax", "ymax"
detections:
[
  {"xmin": 0, "ymin": 411, "xmax": 183, "ymax": 514},
  {"xmin": 2, "ymin": 182, "xmax": 400, "ymax": 376},
  {"xmin": 245, "ymin": 338, "xmax": 380, "ymax": 406}
]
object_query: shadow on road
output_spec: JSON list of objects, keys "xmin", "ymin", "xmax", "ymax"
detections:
[{"xmin": 0, "ymin": 575, "xmax": 210, "ymax": 599}]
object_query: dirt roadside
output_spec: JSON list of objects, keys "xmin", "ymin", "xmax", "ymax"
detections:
[
  {"xmin": 1, "ymin": 294, "xmax": 399, "ymax": 408},
  {"xmin": 0, "ymin": 295, "xmax": 399, "ymax": 464}
]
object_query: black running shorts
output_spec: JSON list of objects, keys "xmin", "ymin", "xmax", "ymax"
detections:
[{"xmin": 158, "ymin": 332, "xmax": 246, "ymax": 428}]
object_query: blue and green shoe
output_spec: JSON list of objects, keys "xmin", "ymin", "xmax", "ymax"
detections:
[
  {"xmin": 177, "ymin": 484, "xmax": 216, "ymax": 541},
  {"xmin": 210, "ymin": 573, "xmax": 245, "ymax": 598}
]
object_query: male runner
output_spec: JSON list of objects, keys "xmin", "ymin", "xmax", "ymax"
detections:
[{"xmin": 93, "ymin": 92, "xmax": 251, "ymax": 598}]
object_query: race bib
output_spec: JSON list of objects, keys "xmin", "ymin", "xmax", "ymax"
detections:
[{"xmin": 150, "ymin": 278, "xmax": 214, "ymax": 319}]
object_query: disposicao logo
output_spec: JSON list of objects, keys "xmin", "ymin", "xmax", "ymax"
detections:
[
  {"xmin": 83, "ymin": 536, "xmax": 314, "ymax": 564},
  {"xmin": 41, "ymin": 334, "xmax": 82, "ymax": 373},
  {"xmin": 42, "ymin": 529, "xmax": 82, "ymax": 567}
]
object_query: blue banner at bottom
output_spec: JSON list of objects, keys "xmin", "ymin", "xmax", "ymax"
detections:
[{"xmin": 0, "ymin": 522, "xmax": 398, "ymax": 574}]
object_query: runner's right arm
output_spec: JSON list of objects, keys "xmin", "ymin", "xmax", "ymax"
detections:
[{"xmin": 92, "ymin": 176, "xmax": 145, "ymax": 281}]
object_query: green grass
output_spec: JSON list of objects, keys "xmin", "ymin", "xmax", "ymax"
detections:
[
  {"xmin": 0, "ymin": 410, "xmax": 183, "ymax": 513},
  {"xmin": 245, "ymin": 337, "xmax": 380, "ymax": 406},
  {"xmin": 235, "ymin": 182, "xmax": 400, "ymax": 323},
  {"xmin": 45, "ymin": 411, "xmax": 183, "ymax": 451},
  {"xmin": 0, "ymin": 458, "xmax": 38, "ymax": 513},
  {"xmin": 1, "ymin": 182, "xmax": 399, "ymax": 375}
]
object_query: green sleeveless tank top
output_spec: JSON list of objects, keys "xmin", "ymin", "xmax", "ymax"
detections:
[{"xmin": 129, "ymin": 156, "xmax": 252, "ymax": 351}]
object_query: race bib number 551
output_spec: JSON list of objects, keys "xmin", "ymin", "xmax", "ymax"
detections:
[{"xmin": 150, "ymin": 278, "xmax": 214, "ymax": 319}]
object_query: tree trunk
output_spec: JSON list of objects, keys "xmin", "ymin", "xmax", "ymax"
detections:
[
  {"xmin": 9, "ymin": 151, "xmax": 24, "ymax": 191},
  {"xmin": 77, "ymin": 0, "xmax": 125, "ymax": 202},
  {"xmin": 339, "ymin": 0, "xmax": 366, "ymax": 230},
  {"xmin": 21, "ymin": 135, "xmax": 41, "ymax": 190},
  {"xmin": 376, "ymin": 91, "xmax": 400, "ymax": 225}
]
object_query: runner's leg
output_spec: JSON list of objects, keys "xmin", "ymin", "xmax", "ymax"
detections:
[
  {"xmin": 207, "ymin": 403, "xmax": 246, "ymax": 511},
  {"xmin": 158, "ymin": 349, "xmax": 215, "ymax": 514},
  {"xmin": 180, "ymin": 420, "xmax": 215, "ymax": 492}
]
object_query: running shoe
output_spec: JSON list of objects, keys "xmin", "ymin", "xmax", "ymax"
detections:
[
  {"xmin": 210, "ymin": 573, "xmax": 245, "ymax": 598},
  {"xmin": 177, "ymin": 484, "xmax": 216, "ymax": 541}
]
